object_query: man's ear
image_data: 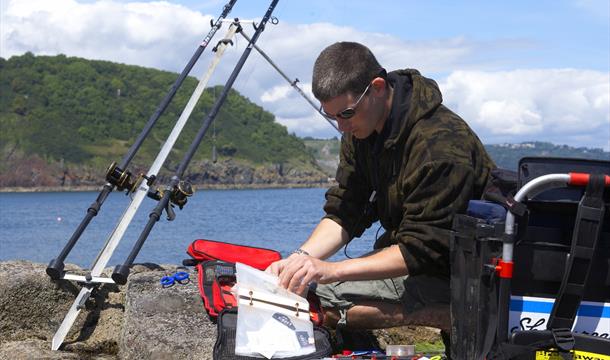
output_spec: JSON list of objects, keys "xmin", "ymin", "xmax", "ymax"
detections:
[{"xmin": 371, "ymin": 77, "xmax": 387, "ymax": 96}]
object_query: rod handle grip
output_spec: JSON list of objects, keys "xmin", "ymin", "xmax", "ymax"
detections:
[{"xmin": 568, "ymin": 172, "xmax": 610, "ymax": 187}]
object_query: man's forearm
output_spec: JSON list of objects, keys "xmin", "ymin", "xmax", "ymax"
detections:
[
  {"xmin": 334, "ymin": 244, "xmax": 408, "ymax": 281},
  {"xmin": 299, "ymin": 218, "xmax": 350, "ymax": 260}
]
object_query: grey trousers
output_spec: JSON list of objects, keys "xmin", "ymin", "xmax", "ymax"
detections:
[{"xmin": 315, "ymin": 275, "xmax": 449, "ymax": 326}]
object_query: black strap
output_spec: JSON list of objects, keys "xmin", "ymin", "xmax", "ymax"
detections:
[
  {"xmin": 201, "ymin": 261, "xmax": 221, "ymax": 317},
  {"xmin": 480, "ymin": 271, "xmax": 499, "ymax": 359},
  {"xmin": 488, "ymin": 328, "xmax": 576, "ymax": 360},
  {"xmin": 547, "ymin": 174, "xmax": 606, "ymax": 330},
  {"xmin": 489, "ymin": 340, "xmax": 573, "ymax": 360}
]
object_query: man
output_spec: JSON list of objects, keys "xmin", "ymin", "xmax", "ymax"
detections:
[{"xmin": 267, "ymin": 42, "xmax": 494, "ymax": 344}]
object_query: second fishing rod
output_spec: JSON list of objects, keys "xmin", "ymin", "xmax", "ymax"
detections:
[
  {"xmin": 46, "ymin": 0, "xmax": 238, "ymax": 280},
  {"xmin": 112, "ymin": 0, "xmax": 281, "ymax": 284}
]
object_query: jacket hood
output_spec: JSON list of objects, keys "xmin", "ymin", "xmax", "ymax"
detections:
[{"xmin": 385, "ymin": 69, "xmax": 443, "ymax": 147}]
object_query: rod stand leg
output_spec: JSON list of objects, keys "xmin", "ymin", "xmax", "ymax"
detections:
[
  {"xmin": 112, "ymin": 265, "xmax": 130, "ymax": 285},
  {"xmin": 46, "ymin": 259, "xmax": 65, "ymax": 280}
]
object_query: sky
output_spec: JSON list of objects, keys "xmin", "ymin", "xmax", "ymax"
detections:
[{"xmin": 1, "ymin": 0, "xmax": 609, "ymax": 149}]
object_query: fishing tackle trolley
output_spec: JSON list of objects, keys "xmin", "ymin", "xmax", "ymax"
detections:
[{"xmin": 451, "ymin": 157, "xmax": 610, "ymax": 359}]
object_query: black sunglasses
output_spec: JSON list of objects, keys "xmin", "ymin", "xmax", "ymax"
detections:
[
  {"xmin": 320, "ymin": 82, "xmax": 371, "ymax": 121},
  {"xmin": 320, "ymin": 69, "xmax": 386, "ymax": 121}
]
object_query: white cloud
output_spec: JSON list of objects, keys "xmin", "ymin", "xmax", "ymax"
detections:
[
  {"xmin": 260, "ymin": 84, "xmax": 291, "ymax": 102},
  {"xmin": 440, "ymin": 69, "xmax": 610, "ymax": 149},
  {"xmin": 276, "ymin": 112, "xmax": 335, "ymax": 136},
  {"xmin": 1, "ymin": 0, "xmax": 212, "ymax": 68},
  {"xmin": 1, "ymin": 0, "xmax": 608, "ymax": 149}
]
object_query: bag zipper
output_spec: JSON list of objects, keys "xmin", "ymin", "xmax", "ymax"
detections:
[{"xmin": 190, "ymin": 239, "xmax": 281, "ymax": 261}]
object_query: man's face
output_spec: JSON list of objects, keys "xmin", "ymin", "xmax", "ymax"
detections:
[{"xmin": 320, "ymin": 86, "xmax": 377, "ymax": 139}]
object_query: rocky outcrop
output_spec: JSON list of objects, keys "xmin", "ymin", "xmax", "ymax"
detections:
[
  {"xmin": 0, "ymin": 147, "xmax": 329, "ymax": 189},
  {"xmin": 185, "ymin": 160, "xmax": 328, "ymax": 186},
  {"xmin": 0, "ymin": 261, "xmax": 443, "ymax": 359},
  {"xmin": 0, "ymin": 261, "xmax": 215, "ymax": 359},
  {"xmin": 0, "ymin": 146, "xmax": 101, "ymax": 188}
]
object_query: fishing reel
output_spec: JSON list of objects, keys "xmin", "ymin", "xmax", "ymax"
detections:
[
  {"xmin": 169, "ymin": 180, "xmax": 194, "ymax": 209},
  {"xmin": 148, "ymin": 180, "xmax": 194, "ymax": 213},
  {"xmin": 106, "ymin": 162, "xmax": 156, "ymax": 194},
  {"xmin": 106, "ymin": 162, "xmax": 134, "ymax": 192}
]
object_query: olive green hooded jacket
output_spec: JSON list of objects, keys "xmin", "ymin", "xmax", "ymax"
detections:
[{"xmin": 323, "ymin": 69, "xmax": 495, "ymax": 278}]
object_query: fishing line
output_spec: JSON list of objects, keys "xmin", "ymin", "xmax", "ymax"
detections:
[{"xmin": 342, "ymin": 223, "xmax": 383, "ymax": 259}]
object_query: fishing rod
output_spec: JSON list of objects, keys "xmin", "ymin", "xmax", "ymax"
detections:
[
  {"xmin": 112, "ymin": 0, "xmax": 281, "ymax": 285},
  {"xmin": 239, "ymin": 30, "xmax": 340, "ymax": 133},
  {"xmin": 49, "ymin": 19, "xmax": 241, "ymax": 355},
  {"xmin": 46, "ymin": 0, "xmax": 238, "ymax": 281},
  {"xmin": 51, "ymin": 23, "xmax": 240, "ymax": 352}
]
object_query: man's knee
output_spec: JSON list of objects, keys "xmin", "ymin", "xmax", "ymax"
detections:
[
  {"xmin": 322, "ymin": 302, "xmax": 450, "ymax": 331},
  {"xmin": 323, "ymin": 307, "xmax": 351, "ymax": 329},
  {"xmin": 407, "ymin": 303, "xmax": 450, "ymax": 332},
  {"xmin": 322, "ymin": 302, "xmax": 406, "ymax": 329},
  {"xmin": 323, "ymin": 308, "xmax": 341, "ymax": 328}
]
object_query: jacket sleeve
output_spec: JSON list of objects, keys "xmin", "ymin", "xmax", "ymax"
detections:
[
  {"xmin": 323, "ymin": 138, "xmax": 376, "ymax": 239},
  {"xmin": 396, "ymin": 160, "xmax": 475, "ymax": 277}
]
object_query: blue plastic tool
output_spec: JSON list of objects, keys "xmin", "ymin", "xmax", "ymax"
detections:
[{"xmin": 160, "ymin": 271, "xmax": 190, "ymax": 287}]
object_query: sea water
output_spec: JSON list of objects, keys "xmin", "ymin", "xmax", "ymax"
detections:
[{"xmin": 0, "ymin": 188, "xmax": 378, "ymax": 268}]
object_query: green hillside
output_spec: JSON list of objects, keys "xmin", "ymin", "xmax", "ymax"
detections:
[
  {"xmin": 485, "ymin": 142, "xmax": 609, "ymax": 170},
  {"xmin": 0, "ymin": 53, "xmax": 319, "ymax": 179},
  {"xmin": 303, "ymin": 137, "xmax": 341, "ymax": 176},
  {"xmin": 1, "ymin": 53, "xmax": 607, "ymax": 188}
]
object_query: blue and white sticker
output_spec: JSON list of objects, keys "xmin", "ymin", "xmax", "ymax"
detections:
[{"xmin": 509, "ymin": 296, "xmax": 610, "ymax": 338}]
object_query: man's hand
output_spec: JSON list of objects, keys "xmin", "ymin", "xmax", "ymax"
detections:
[
  {"xmin": 265, "ymin": 257, "xmax": 288, "ymax": 277},
  {"xmin": 266, "ymin": 253, "xmax": 337, "ymax": 296}
]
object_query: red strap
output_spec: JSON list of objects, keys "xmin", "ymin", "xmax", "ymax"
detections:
[
  {"xmin": 221, "ymin": 286, "xmax": 237, "ymax": 308},
  {"xmin": 211, "ymin": 281, "xmax": 225, "ymax": 314},
  {"xmin": 306, "ymin": 290, "xmax": 325, "ymax": 326},
  {"xmin": 197, "ymin": 261, "xmax": 238, "ymax": 318},
  {"xmin": 568, "ymin": 172, "xmax": 610, "ymax": 187}
]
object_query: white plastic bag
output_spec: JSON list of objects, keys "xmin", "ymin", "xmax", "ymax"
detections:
[{"xmin": 233, "ymin": 262, "xmax": 316, "ymax": 359}]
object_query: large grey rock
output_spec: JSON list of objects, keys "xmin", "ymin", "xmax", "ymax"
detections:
[
  {"xmin": 0, "ymin": 261, "xmax": 216, "ymax": 359},
  {"xmin": 118, "ymin": 266, "xmax": 216, "ymax": 359},
  {"xmin": 0, "ymin": 339, "xmax": 115, "ymax": 360}
]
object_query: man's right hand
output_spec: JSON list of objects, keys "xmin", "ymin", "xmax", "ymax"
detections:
[
  {"xmin": 266, "ymin": 252, "xmax": 337, "ymax": 296},
  {"xmin": 265, "ymin": 218, "xmax": 350, "ymax": 294},
  {"xmin": 265, "ymin": 257, "xmax": 288, "ymax": 277}
]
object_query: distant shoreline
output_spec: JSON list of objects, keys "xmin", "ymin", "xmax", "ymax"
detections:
[{"xmin": 0, "ymin": 182, "xmax": 335, "ymax": 193}]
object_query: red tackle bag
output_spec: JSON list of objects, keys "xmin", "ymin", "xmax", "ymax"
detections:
[
  {"xmin": 184, "ymin": 239, "xmax": 325, "ymax": 326},
  {"xmin": 184, "ymin": 239, "xmax": 281, "ymax": 318}
]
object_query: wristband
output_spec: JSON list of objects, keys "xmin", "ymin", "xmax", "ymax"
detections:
[{"xmin": 292, "ymin": 248, "xmax": 310, "ymax": 256}]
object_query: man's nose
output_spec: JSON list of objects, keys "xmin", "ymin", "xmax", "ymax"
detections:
[{"xmin": 337, "ymin": 118, "xmax": 351, "ymax": 132}]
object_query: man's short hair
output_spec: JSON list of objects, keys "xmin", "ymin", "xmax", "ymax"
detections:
[{"xmin": 312, "ymin": 42, "xmax": 383, "ymax": 102}]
